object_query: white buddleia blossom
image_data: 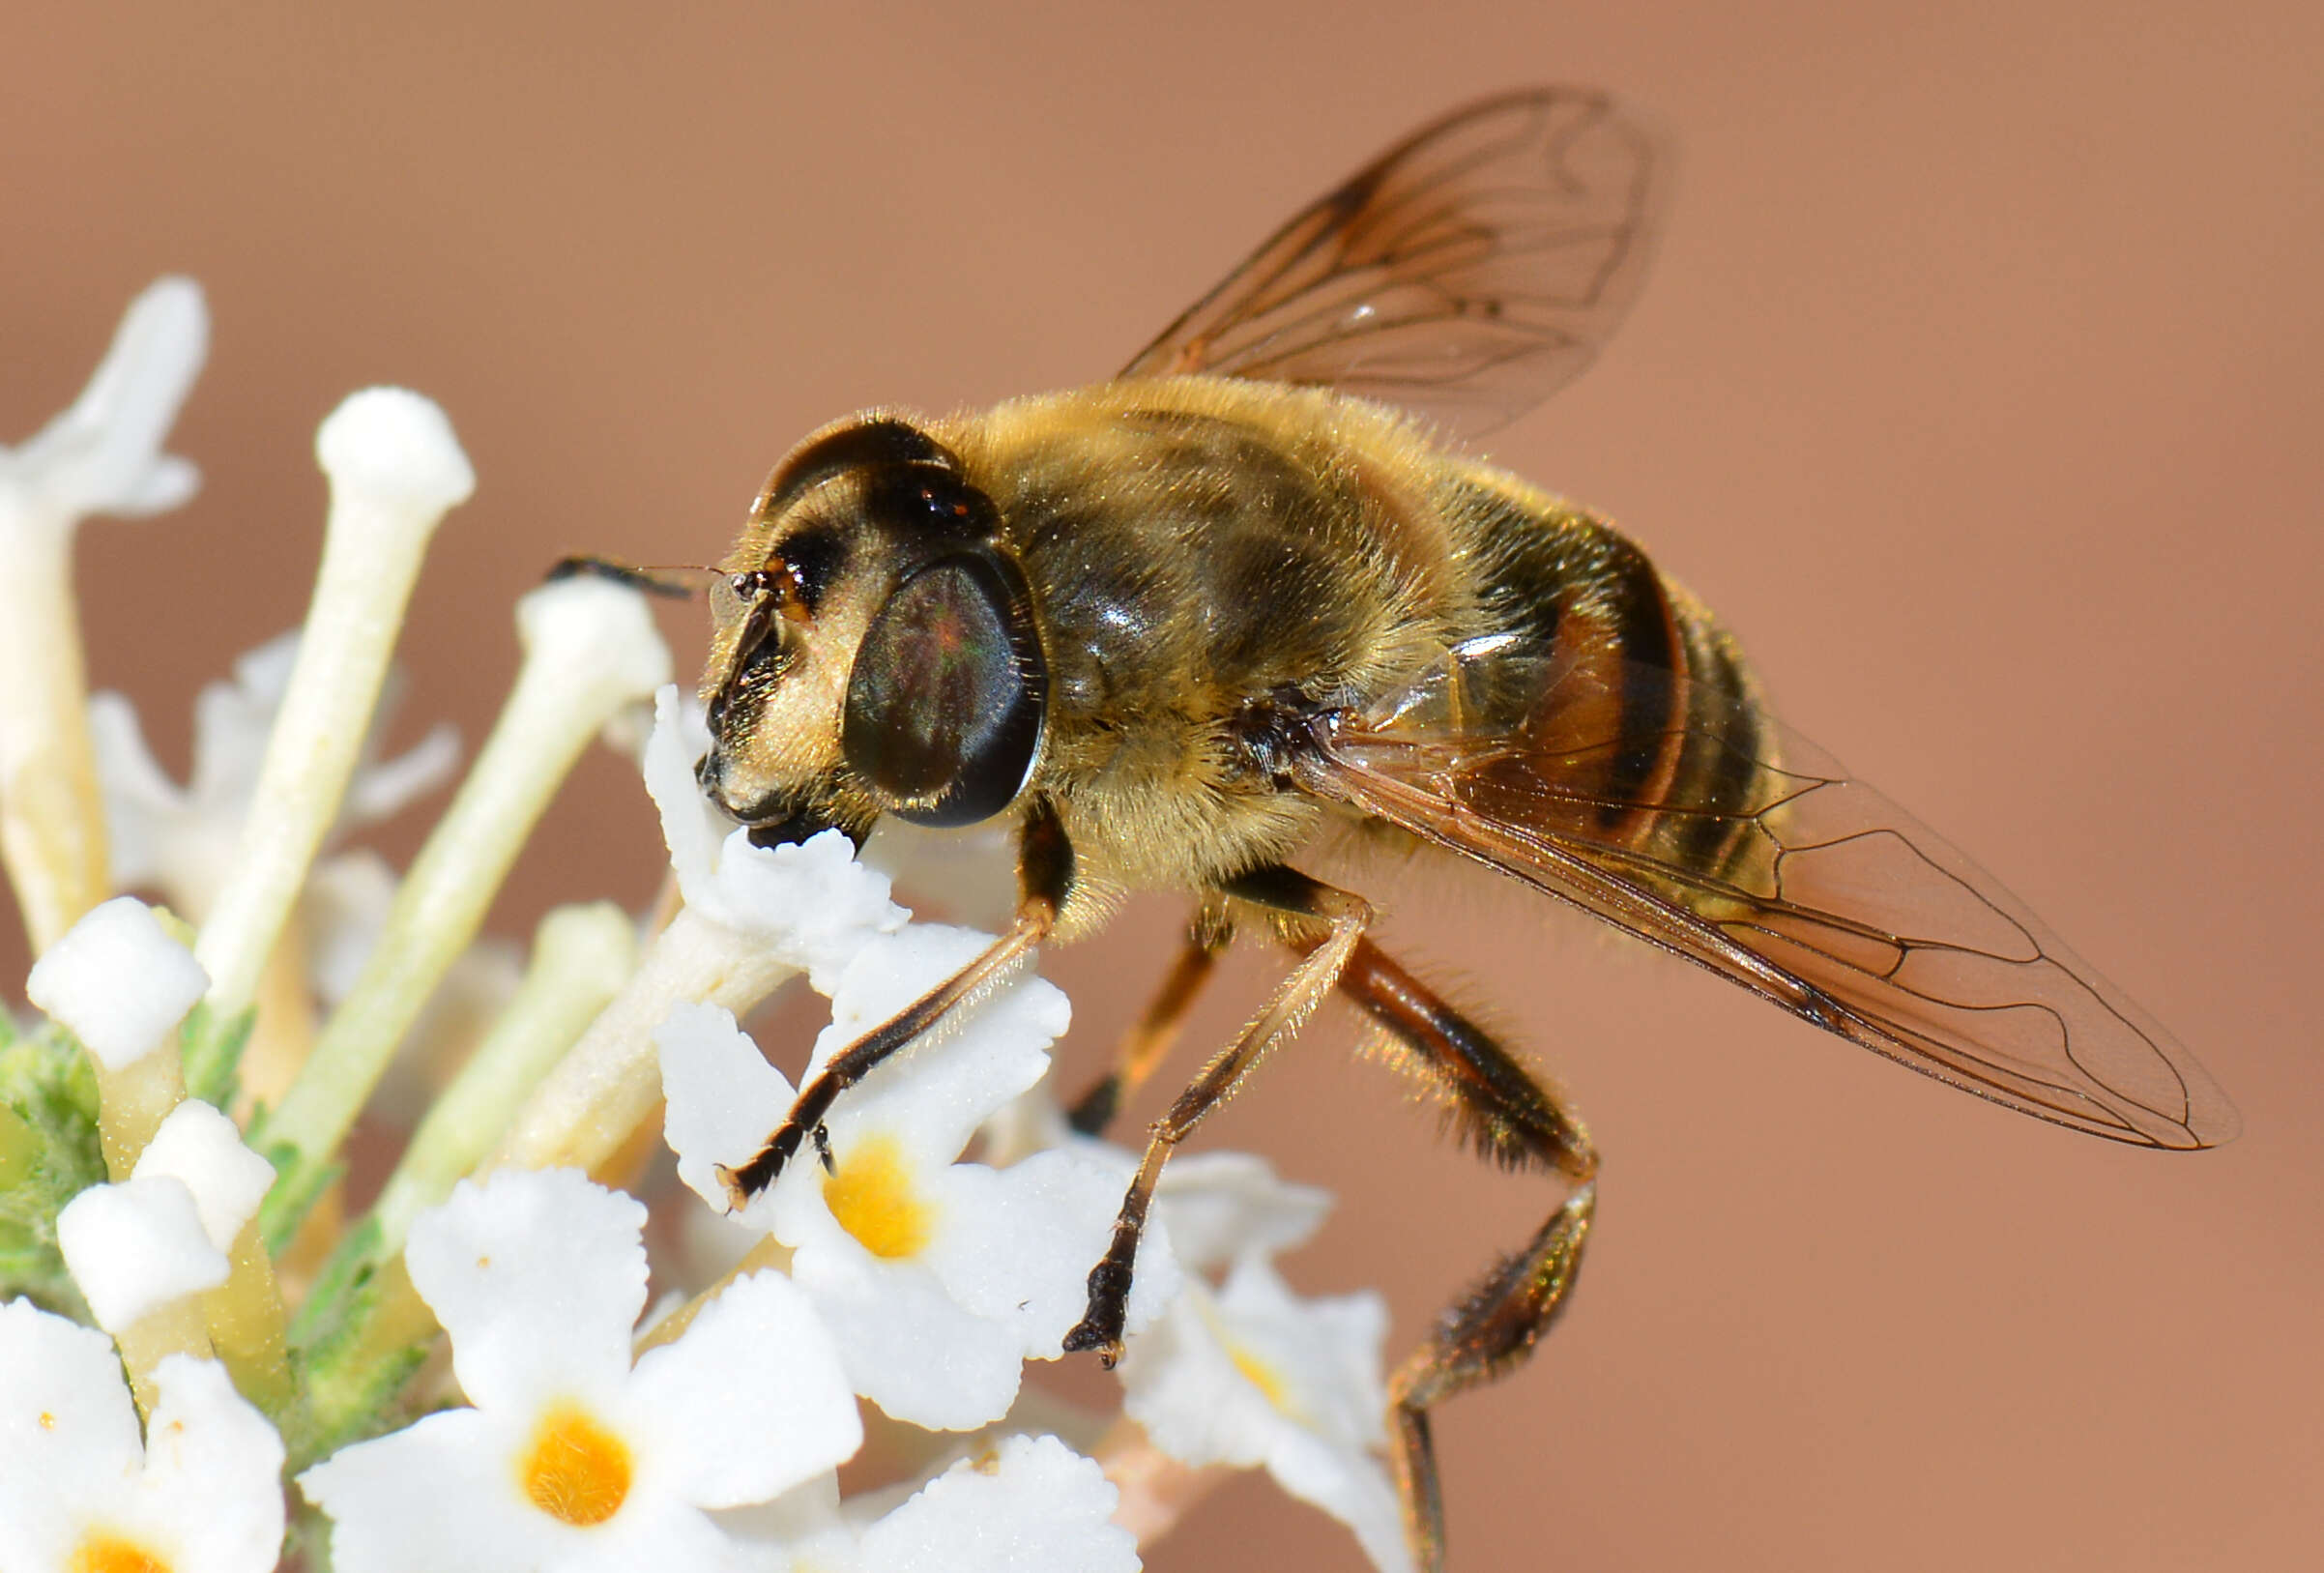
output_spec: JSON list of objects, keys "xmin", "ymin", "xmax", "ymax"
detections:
[
  {"xmin": 636, "ymin": 686, "xmax": 908, "ymax": 986},
  {"xmin": 757, "ymin": 1433, "xmax": 1140, "ymax": 1573},
  {"xmin": 0, "ymin": 1300, "xmax": 285, "ymax": 1573},
  {"xmin": 659, "ymin": 945, "xmax": 1181, "ymax": 1430},
  {"xmin": 90, "ymin": 630, "xmax": 458, "ymax": 914},
  {"xmin": 298, "ymin": 1169, "xmax": 862, "ymax": 1573},
  {"xmin": 1118, "ymin": 1251, "xmax": 1409, "ymax": 1573},
  {"xmin": 0, "ymin": 277, "xmax": 205, "ymax": 520}
]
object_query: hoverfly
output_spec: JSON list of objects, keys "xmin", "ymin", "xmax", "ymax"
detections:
[{"xmin": 687, "ymin": 88, "xmax": 2237, "ymax": 1571}]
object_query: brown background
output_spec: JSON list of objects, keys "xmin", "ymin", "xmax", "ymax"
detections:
[{"xmin": 6, "ymin": 3, "xmax": 2320, "ymax": 1568}]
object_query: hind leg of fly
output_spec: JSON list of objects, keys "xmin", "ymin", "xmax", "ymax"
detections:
[{"xmin": 1331, "ymin": 936, "xmax": 1598, "ymax": 1573}]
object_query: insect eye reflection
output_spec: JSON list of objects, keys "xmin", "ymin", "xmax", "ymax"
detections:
[{"xmin": 840, "ymin": 550, "xmax": 1048, "ymax": 828}]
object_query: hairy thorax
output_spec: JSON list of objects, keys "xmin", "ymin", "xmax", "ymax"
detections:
[{"xmin": 928, "ymin": 380, "xmax": 1467, "ymax": 921}]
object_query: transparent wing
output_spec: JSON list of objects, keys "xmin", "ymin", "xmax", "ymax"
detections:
[
  {"xmin": 1118, "ymin": 87, "xmax": 1669, "ymax": 438},
  {"xmin": 1300, "ymin": 643, "xmax": 2239, "ymax": 1149}
]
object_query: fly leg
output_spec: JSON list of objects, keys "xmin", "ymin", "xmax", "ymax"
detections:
[
  {"xmin": 1062, "ymin": 865, "xmax": 1371, "ymax": 1362},
  {"xmin": 715, "ymin": 799, "xmax": 1073, "ymax": 1207},
  {"xmin": 1064, "ymin": 910, "xmax": 1231, "ymax": 1136},
  {"xmin": 1331, "ymin": 936, "xmax": 1598, "ymax": 1573}
]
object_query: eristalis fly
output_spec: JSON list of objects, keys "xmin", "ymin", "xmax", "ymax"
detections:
[{"xmin": 685, "ymin": 88, "xmax": 2238, "ymax": 1571}]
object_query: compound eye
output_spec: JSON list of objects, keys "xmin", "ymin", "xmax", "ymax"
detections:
[{"xmin": 842, "ymin": 551, "xmax": 1047, "ymax": 827}]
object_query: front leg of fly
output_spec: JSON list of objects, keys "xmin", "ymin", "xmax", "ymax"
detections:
[{"xmin": 712, "ymin": 800, "xmax": 1074, "ymax": 1209}]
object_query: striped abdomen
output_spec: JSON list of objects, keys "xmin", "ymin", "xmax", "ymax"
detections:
[{"xmin": 1443, "ymin": 470, "xmax": 1773, "ymax": 884}]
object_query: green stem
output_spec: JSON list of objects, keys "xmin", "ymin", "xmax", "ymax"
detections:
[
  {"xmin": 253, "ymin": 582, "xmax": 665, "ymax": 1249},
  {"xmin": 368, "ymin": 902, "xmax": 635, "ymax": 1252}
]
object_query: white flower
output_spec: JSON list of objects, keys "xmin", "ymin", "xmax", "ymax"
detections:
[
  {"xmin": 0, "ymin": 277, "xmax": 205, "ymax": 522},
  {"xmin": 764, "ymin": 1433, "xmax": 1141, "ymax": 1573},
  {"xmin": 1, "ymin": 280, "xmax": 206, "ymax": 954},
  {"xmin": 659, "ymin": 929, "xmax": 1179, "ymax": 1432},
  {"xmin": 976, "ymin": 1073, "xmax": 1332, "ymax": 1271},
  {"xmin": 299, "ymin": 1169, "xmax": 862, "ymax": 1573},
  {"xmin": 1150, "ymin": 1150, "xmax": 1336, "ymax": 1275},
  {"xmin": 0, "ymin": 1299, "xmax": 284, "ymax": 1573},
  {"xmin": 1118, "ymin": 1254, "xmax": 1409, "ymax": 1573},
  {"xmin": 90, "ymin": 629, "xmax": 457, "ymax": 913},
  {"xmin": 640, "ymin": 686, "xmax": 906, "ymax": 985}
]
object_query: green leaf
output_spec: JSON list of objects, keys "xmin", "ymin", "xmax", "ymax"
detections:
[{"xmin": 0, "ymin": 1019, "xmax": 106, "ymax": 1317}]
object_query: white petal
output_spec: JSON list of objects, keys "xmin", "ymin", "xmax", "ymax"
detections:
[
  {"xmin": 923, "ymin": 1151, "xmax": 1179, "ymax": 1353},
  {"xmin": 134, "ymin": 1355, "xmax": 285, "ymax": 1573},
  {"xmin": 26, "ymin": 896, "xmax": 208, "ymax": 1069},
  {"xmin": 974, "ymin": 1077, "xmax": 1076, "ymax": 1167},
  {"xmin": 11, "ymin": 277, "xmax": 207, "ymax": 520},
  {"xmin": 860, "ymin": 1434, "xmax": 1138, "ymax": 1573},
  {"xmin": 133, "ymin": 1099, "xmax": 276, "ymax": 1252},
  {"xmin": 642, "ymin": 686, "xmax": 730, "ymax": 901},
  {"xmin": 641, "ymin": 688, "xmax": 910, "ymax": 985},
  {"xmin": 788, "ymin": 1246, "xmax": 1027, "ymax": 1430},
  {"xmin": 339, "ymin": 720, "xmax": 460, "ymax": 824},
  {"xmin": 816, "ymin": 926, "xmax": 1066, "ymax": 1162},
  {"xmin": 88, "ymin": 690, "xmax": 184, "ymax": 890},
  {"xmin": 1263, "ymin": 1427, "xmax": 1412, "ymax": 1573},
  {"xmin": 1154, "ymin": 1151, "xmax": 1333, "ymax": 1273},
  {"xmin": 301, "ymin": 1409, "xmax": 548, "ymax": 1573},
  {"xmin": 625, "ymin": 1270, "xmax": 862, "ymax": 1508},
  {"xmin": 551, "ymin": 1502, "xmax": 764, "ymax": 1573},
  {"xmin": 712, "ymin": 827, "xmax": 911, "ymax": 993},
  {"xmin": 58, "ymin": 1175, "xmax": 230, "ymax": 1331},
  {"xmin": 0, "ymin": 1299, "xmax": 142, "ymax": 1563},
  {"xmin": 307, "ymin": 1408, "xmax": 760, "ymax": 1573},
  {"xmin": 1116, "ymin": 1284, "xmax": 1280, "ymax": 1471},
  {"xmin": 1216, "ymin": 1258, "xmax": 1389, "ymax": 1449},
  {"xmin": 858, "ymin": 817, "xmax": 1020, "ymax": 932},
  {"xmin": 1119, "ymin": 1260, "xmax": 1405, "ymax": 1572},
  {"xmin": 761, "ymin": 1522, "xmax": 864, "ymax": 1573},
  {"xmin": 301, "ymin": 851, "xmax": 398, "ymax": 1004},
  {"xmin": 403, "ymin": 1170, "xmax": 645, "ymax": 1412},
  {"xmin": 657, "ymin": 1000, "xmax": 797, "ymax": 1219},
  {"xmin": 707, "ymin": 1471, "xmax": 845, "ymax": 1559},
  {"xmin": 191, "ymin": 632, "xmax": 301, "ymax": 806},
  {"xmin": 757, "ymin": 1134, "xmax": 847, "ymax": 1259}
]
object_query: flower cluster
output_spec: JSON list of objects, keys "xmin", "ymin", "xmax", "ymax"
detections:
[{"xmin": 0, "ymin": 282, "xmax": 1409, "ymax": 1571}]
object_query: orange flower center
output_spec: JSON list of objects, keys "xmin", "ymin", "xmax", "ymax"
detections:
[
  {"xmin": 823, "ymin": 1133, "xmax": 933, "ymax": 1259},
  {"xmin": 517, "ymin": 1399, "xmax": 633, "ymax": 1527},
  {"xmin": 1230, "ymin": 1344, "xmax": 1293, "ymax": 1413},
  {"xmin": 70, "ymin": 1531, "xmax": 170, "ymax": 1573}
]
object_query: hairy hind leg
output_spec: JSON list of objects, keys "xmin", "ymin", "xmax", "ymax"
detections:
[{"xmin": 1332, "ymin": 937, "xmax": 1597, "ymax": 1573}]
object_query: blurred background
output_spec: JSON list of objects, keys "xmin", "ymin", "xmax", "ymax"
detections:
[{"xmin": 5, "ymin": 2, "xmax": 2319, "ymax": 1567}]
